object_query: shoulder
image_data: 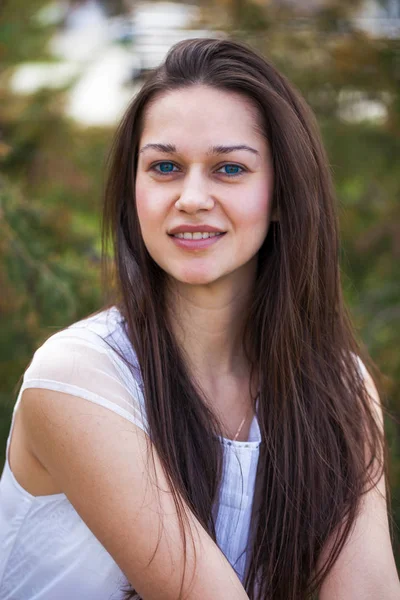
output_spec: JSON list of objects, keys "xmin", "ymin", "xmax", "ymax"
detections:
[
  {"xmin": 26, "ymin": 306, "xmax": 140, "ymax": 383},
  {"xmin": 36, "ymin": 305, "xmax": 128, "ymax": 354},
  {"xmin": 351, "ymin": 352, "xmax": 384, "ymax": 431},
  {"xmin": 20, "ymin": 306, "xmax": 148, "ymax": 434}
]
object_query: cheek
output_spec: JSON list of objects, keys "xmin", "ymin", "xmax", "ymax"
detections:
[
  {"xmin": 233, "ymin": 181, "xmax": 272, "ymax": 235},
  {"xmin": 135, "ymin": 178, "xmax": 149, "ymax": 226},
  {"xmin": 135, "ymin": 178, "xmax": 164, "ymax": 233}
]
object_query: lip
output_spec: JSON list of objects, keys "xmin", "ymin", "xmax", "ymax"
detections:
[
  {"xmin": 170, "ymin": 233, "xmax": 226, "ymax": 251},
  {"xmin": 168, "ymin": 224, "xmax": 226, "ymax": 235}
]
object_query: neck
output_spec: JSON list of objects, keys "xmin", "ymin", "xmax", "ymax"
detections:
[{"xmin": 166, "ymin": 267, "xmax": 256, "ymax": 383}]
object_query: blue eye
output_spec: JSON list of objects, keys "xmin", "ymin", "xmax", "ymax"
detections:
[
  {"xmin": 153, "ymin": 161, "xmax": 178, "ymax": 174},
  {"xmin": 218, "ymin": 164, "xmax": 244, "ymax": 176},
  {"xmin": 151, "ymin": 162, "xmax": 245, "ymax": 176}
]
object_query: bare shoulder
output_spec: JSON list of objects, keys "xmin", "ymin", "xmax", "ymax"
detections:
[
  {"xmin": 20, "ymin": 387, "xmax": 249, "ymax": 600},
  {"xmin": 318, "ymin": 364, "xmax": 400, "ymax": 600}
]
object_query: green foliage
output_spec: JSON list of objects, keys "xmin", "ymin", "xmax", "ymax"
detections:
[
  {"xmin": 0, "ymin": 0, "xmax": 55, "ymax": 66},
  {"xmin": 0, "ymin": 1, "xmax": 112, "ymax": 463},
  {"xmin": 0, "ymin": 154, "xmax": 106, "ymax": 460}
]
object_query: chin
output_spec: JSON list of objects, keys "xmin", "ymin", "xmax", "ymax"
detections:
[
  {"xmin": 168, "ymin": 266, "xmax": 223, "ymax": 287},
  {"xmin": 175, "ymin": 274, "xmax": 219, "ymax": 286}
]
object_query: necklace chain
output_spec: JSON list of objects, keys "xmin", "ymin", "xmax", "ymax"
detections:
[{"xmin": 232, "ymin": 403, "xmax": 253, "ymax": 442}]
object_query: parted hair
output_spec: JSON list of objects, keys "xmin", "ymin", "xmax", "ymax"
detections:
[{"xmin": 102, "ymin": 37, "xmax": 388, "ymax": 599}]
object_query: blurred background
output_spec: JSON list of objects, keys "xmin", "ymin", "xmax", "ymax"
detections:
[{"xmin": 1, "ymin": 0, "xmax": 399, "ymax": 569}]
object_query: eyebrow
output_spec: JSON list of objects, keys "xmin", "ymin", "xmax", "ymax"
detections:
[{"xmin": 139, "ymin": 143, "xmax": 260, "ymax": 156}]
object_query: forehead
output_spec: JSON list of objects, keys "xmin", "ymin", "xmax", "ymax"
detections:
[{"xmin": 140, "ymin": 85, "xmax": 264, "ymax": 146}]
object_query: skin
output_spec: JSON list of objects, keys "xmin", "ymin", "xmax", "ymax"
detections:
[
  {"xmin": 10, "ymin": 85, "xmax": 400, "ymax": 599},
  {"xmin": 318, "ymin": 371, "xmax": 400, "ymax": 598},
  {"xmin": 135, "ymin": 86, "xmax": 275, "ymax": 288}
]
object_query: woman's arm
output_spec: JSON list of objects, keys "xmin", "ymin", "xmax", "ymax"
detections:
[
  {"xmin": 20, "ymin": 388, "xmax": 249, "ymax": 600},
  {"xmin": 318, "ymin": 371, "xmax": 400, "ymax": 600}
]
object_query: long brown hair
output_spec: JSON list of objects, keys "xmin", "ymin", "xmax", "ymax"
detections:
[{"xmin": 101, "ymin": 38, "xmax": 389, "ymax": 599}]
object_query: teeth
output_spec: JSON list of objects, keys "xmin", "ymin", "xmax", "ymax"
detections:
[{"xmin": 173, "ymin": 231, "xmax": 222, "ymax": 240}]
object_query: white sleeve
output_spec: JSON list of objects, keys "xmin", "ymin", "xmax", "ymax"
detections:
[
  {"xmin": 356, "ymin": 355, "xmax": 369, "ymax": 379},
  {"xmin": 19, "ymin": 328, "xmax": 149, "ymax": 435},
  {"xmin": 349, "ymin": 351, "xmax": 369, "ymax": 381}
]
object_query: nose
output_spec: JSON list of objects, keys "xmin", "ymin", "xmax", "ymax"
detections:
[{"xmin": 174, "ymin": 171, "xmax": 214, "ymax": 214}]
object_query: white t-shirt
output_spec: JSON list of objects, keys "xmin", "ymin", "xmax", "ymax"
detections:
[{"xmin": 0, "ymin": 307, "xmax": 261, "ymax": 600}]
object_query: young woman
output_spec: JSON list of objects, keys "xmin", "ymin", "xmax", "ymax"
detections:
[{"xmin": 0, "ymin": 38, "xmax": 398, "ymax": 600}]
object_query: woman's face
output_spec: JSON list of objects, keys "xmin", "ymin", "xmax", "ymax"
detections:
[{"xmin": 135, "ymin": 85, "xmax": 275, "ymax": 287}]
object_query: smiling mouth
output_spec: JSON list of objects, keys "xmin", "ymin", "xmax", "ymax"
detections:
[{"xmin": 170, "ymin": 232, "xmax": 225, "ymax": 240}]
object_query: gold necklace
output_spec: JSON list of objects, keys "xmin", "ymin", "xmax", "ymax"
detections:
[{"xmin": 232, "ymin": 402, "xmax": 253, "ymax": 442}]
